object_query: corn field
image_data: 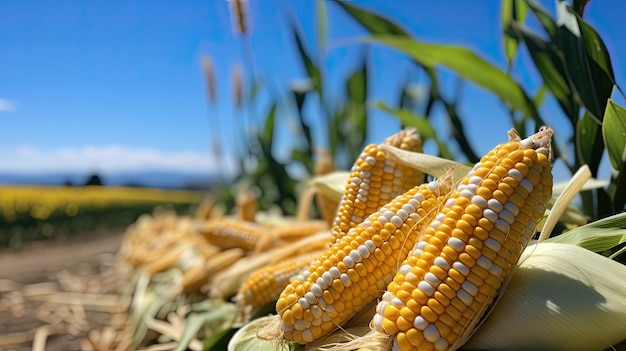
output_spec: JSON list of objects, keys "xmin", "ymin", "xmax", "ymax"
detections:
[
  {"xmin": 0, "ymin": 186, "xmax": 203, "ymax": 248},
  {"xmin": 2, "ymin": 1, "xmax": 626, "ymax": 351}
]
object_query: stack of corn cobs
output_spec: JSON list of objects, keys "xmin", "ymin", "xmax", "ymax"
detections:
[{"xmin": 117, "ymin": 127, "xmax": 626, "ymax": 351}]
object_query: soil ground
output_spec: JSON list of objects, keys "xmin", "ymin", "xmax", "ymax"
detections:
[
  {"xmin": 0, "ymin": 231, "xmax": 125, "ymax": 351},
  {"xmin": 0, "ymin": 231, "xmax": 123, "ymax": 284}
]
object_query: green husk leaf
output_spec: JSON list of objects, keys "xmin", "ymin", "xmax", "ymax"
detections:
[
  {"xmin": 538, "ymin": 165, "xmax": 591, "ymax": 242},
  {"xmin": 203, "ymin": 327, "xmax": 237, "ymax": 351},
  {"xmin": 227, "ymin": 315, "xmax": 301, "ymax": 351},
  {"xmin": 544, "ymin": 212, "xmax": 626, "ymax": 253},
  {"xmin": 380, "ymin": 144, "xmax": 471, "ymax": 181},
  {"xmin": 308, "ymin": 171, "xmax": 350, "ymax": 202},
  {"xmin": 174, "ymin": 304, "xmax": 237, "ymax": 351},
  {"xmin": 465, "ymin": 242, "xmax": 626, "ymax": 350}
]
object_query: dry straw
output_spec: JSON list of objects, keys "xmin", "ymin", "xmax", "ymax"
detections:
[
  {"xmin": 232, "ymin": 64, "xmax": 243, "ymax": 109},
  {"xmin": 201, "ymin": 55, "xmax": 216, "ymax": 104},
  {"xmin": 227, "ymin": 0, "xmax": 249, "ymax": 35}
]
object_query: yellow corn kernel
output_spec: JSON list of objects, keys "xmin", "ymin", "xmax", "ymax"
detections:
[
  {"xmin": 276, "ymin": 175, "xmax": 452, "ymax": 344},
  {"xmin": 198, "ymin": 219, "xmax": 264, "ymax": 251},
  {"xmin": 235, "ymin": 251, "xmax": 321, "ymax": 323},
  {"xmin": 330, "ymin": 127, "xmax": 425, "ymax": 244},
  {"xmin": 373, "ymin": 127, "xmax": 554, "ymax": 351}
]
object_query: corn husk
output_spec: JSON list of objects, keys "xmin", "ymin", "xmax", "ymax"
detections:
[
  {"xmin": 538, "ymin": 165, "xmax": 591, "ymax": 242},
  {"xmin": 464, "ymin": 242, "xmax": 626, "ymax": 351},
  {"xmin": 227, "ymin": 315, "xmax": 301, "ymax": 351},
  {"xmin": 308, "ymin": 171, "xmax": 351, "ymax": 203},
  {"xmin": 209, "ymin": 231, "xmax": 329, "ymax": 299},
  {"xmin": 380, "ymin": 144, "xmax": 471, "ymax": 181},
  {"xmin": 544, "ymin": 212, "xmax": 626, "ymax": 253}
]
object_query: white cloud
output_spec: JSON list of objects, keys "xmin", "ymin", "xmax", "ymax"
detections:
[
  {"xmin": 0, "ymin": 98, "xmax": 17, "ymax": 112},
  {"xmin": 0, "ymin": 144, "xmax": 237, "ymax": 175}
]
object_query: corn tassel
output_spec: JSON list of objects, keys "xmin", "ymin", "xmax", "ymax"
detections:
[
  {"xmin": 330, "ymin": 127, "xmax": 425, "ymax": 244},
  {"xmin": 372, "ymin": 127, "xmax": 554, "ymax": 351}
]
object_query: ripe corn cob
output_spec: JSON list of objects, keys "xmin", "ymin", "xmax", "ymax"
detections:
[
  {"xmin": 236, "ymin": 186, "xmax": 258, "ymax": 222},
  {"xmin": 178, "ymin": 247, "xmax": 246, "ymax": 294},
  {"xmin": 269, "ymin": 220, "xmax": 329, "ymax": 242},
  {"xmin": 330, "ymin": 127, "xmax": 425, "ymax": 244},
  {"xmin": 372, "ymin": 127, "xmax": 554, "ymax": 351},
  {"xmin": 236, "ymin": 251, "xmax": 323, "ymax": 323},
  {"xmin": 255, "ymin": 220, "xmax": 328, "ymax": 253},
  {"xmin": 275, "ymin": 174, "xmax": 453, "ymax": 345},
  {"xmin": 198, "ymin": 219, "xmax": 265, "ymax": 251}
]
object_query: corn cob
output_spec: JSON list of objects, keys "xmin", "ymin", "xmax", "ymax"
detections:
[
  {"xmin": 178, "ymin": 247, "xmax": 245, "ymax": 293},
  {"xmin": 198, "ymin": 219, "xmax": 265, "ymax": 251},
  {"xmin": 330, "ymin": 127, "xmax": 425, "ymax": 244},
  {"xmin": 372, "ymin": 127, "xmax": 554, "ymax": 351},
  {"xmin": 236, "ymin": 251, "xmax": 323, "ymax": 323},
  {"xmin": 236, "ymin": 186, "xmax": 258, "ymax": 222},
  {"xmin": 275, "ymin": 174, "xmax": 453, "ymax": 345}
]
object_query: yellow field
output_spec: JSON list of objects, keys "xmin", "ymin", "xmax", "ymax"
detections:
[{"xmin": 0, "ymin": 185, "xmax": 204, "ymax": 222}]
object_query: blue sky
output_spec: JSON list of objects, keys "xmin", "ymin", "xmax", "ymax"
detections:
[{"xmin": 0, "ymin": 0, "xmax": 625, "ymax": 183}]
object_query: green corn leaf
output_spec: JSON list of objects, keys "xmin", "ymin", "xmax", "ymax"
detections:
[
  {"xmin": 262, "ymin": 104, "xmax": 277, "ymax": 144},
  {"xmin": 368, "ymin": 34, "xmax": 539, "ymax": 120},
  {"xmin": 511, "ymin": 22, "xmax": 578, "ymax": 122},
  {"xmin": 203, "ymin": 327, "xmax": 238, "ymax": 351},
  {"xmin": 375, "ymin": 102, "xmax": 454, "ymax": 159},
  {"xmin": 524, "ymin": 0, "xmax": 557, "ymax": 37},
  {"xmin": 347, "ymin": 58, "xmax": 367, "ymax": 106},
  {"xmin": 290, "ymin": 19, "xmax": 323, "ymax": 99},
  {"xmin": 603, "ymin": 100, "xmax": 626, "ymax": 210},
  {"xmin": 175, "ymin": 304, "xmax": 237, "ymax": 351},
  {"xmin": 577, "ymin": 15, "xmax": 616, "ymax": 106},
  {"xmin": 602, "ymin": 100, "xmax": 626, "ymax": 170},
  {"xmin": 444, "ymin": 100, "xmax": 480, "ymax": 163},
  {"xmin": 501, "ymin": 0, "xmax": 528, "ymax": 62},
  {"xmin": 533, "ymin": 85, "xmax": 548, "ymax": 107},
  {"xmin": 291, "ymin": 149, "xmax": 313, "ymax": 175},
  {"xmin": 332, "ymin": 0, "xmax": 409, "ymax": 36},
  {"xmin": 554, "ymin": 1, "xmax": 604, "ymax": 121},
  {"xmin": 544, "ymin": 212, "xmax": 626, "ymax": 253},
  {"xmin": 573, "ymin": 0, "xmax": 590, "ymax": 17},
  {"xmin": 316, "ymin": 0, "xmax": 327, "ymax": 57},
  {"xmin": 376, "ymin": 102, "xmax": 434, "ymax": 138},
  {"xmin": 576, "ymin": 111, "xmax": 604, "ymax": 176}
]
